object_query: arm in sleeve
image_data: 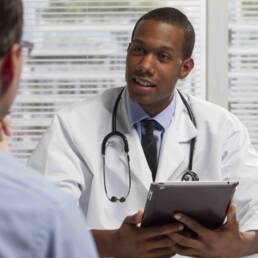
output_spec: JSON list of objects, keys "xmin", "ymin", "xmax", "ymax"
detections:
[
  {"xmin": 45, "ymin": 196, "xmax": 99, "ymax": 258},
  {"xmin": 221, "ymin": 116, "xmax": 258, "ymax": 231},
  {"xmin": 28, "ymin": 114, "xmax": 86, "ymax": 200}
]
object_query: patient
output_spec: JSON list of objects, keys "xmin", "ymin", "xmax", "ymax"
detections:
[{"xmin": 0, "ymin": 0, "xmax": 99, "ymax": 257}]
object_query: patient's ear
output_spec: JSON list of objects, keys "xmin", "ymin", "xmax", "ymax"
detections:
[
  {"xmin": 0, "ymin": 53, "xmax": 14, "ymax": 95},
  {"xmin": 0, "ymin": 44, "xmax": 21, "ymax": 95},
  {"xmin": 3, "ymin": 54, "xmax": 13, "ymax": 86},
  {"xmin": 0, "ymin": 44, "xmax": 21, "ymax": 119}
]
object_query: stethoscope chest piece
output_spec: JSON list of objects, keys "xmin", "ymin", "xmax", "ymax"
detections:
[{"xmin": 181, "ymin": 170, "xmax": 199, "ymax": 181}]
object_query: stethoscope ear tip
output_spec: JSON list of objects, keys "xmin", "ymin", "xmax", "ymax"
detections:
[
  {"xmin": 110, "ymin": 196, "xmax": 118, "ymax": 202},
  {"xmin": 110, "ymin": 196, "xmax": 126, "ymax": 202}
]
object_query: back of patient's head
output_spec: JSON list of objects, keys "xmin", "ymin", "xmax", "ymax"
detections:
[
  {"xmin": 131, "ymin": 7, "xmax": 195, "ymax": 60},
  {"xmin": 0, "ymin": 0, "xmax": 23, "ymax": 118},
  {"xmin": 0, "ymin": 0, "xmax": 23, "ymax": 58}
]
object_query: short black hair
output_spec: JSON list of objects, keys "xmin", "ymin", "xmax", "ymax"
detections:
[
  {"xmin": 0, "ymin": 0, "xmax": 23, "ymax": 57},
  {"xmin": 131, "ymin": 7, "xmax": 195, "ymax": 60}
]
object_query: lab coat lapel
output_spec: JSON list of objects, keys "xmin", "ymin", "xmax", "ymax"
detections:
[
  {"xmin": 116, "ymin": 89, "xmax": 153, "ymax": 191},
  {"xmin": 156, "ymin": 91, "xmax": 197, "ymax": 182}
]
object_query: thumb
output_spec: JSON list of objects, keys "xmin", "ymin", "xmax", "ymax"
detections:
[
  {"xmin": 124, "ymin": 210, "xmax": 144, "ymax": 225},
  {"xmin": 226, "ymin": 202, "xmax": 238, "ymax": 228},
  {"xmin": 2, "ymin": 116, "xmax": 11, "ymax": 136}
]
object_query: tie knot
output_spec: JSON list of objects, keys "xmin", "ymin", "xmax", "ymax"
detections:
[{"xmin": 142, "ymin": 119, "xmax": 157, "ymax": 134}]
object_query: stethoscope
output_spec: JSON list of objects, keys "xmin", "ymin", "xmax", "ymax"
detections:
[{"xmin": 101, "ymin": 87, "xmax": 199, "ymax": 203}]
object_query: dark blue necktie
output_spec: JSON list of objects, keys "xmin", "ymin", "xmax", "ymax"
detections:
[{"xmin": 141, "ymin": 119, "xmax": 157, "ymax": 181}]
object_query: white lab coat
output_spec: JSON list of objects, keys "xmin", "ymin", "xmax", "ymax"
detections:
[{"xmin": 29, "ymin": 87, "xmax": 258, "ymax": 257}]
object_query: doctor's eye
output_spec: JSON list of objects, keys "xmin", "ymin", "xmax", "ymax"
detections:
[
  {"xmin": 129, "ymin": 44, "xmax": 145, "ymax": 55},
  {"xmin": 158, "ymin": 52, "xmax": 171, "ymax": 63}
]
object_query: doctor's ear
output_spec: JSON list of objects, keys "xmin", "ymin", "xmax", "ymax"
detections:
[
  {"xmin": 179, "ymin": 58, "xmax": 194, "ymax": 79},
  {"xmin": 127, "ymin": 43, "xmax": 132, "ymax": 53}
]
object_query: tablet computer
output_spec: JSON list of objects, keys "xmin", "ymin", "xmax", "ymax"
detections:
[{"xmin": 141, "ymin": 181, "xmax": 238, "ymax": 229}]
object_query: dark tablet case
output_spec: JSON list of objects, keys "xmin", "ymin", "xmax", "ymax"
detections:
[{"xmin": 141, "ymin": 181, "xmax": 238, "ymax": 229}]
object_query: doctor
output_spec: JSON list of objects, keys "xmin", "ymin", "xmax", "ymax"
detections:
[{"xmin": 29, "ymin": 7, "xmax": 258, "ymax": 258}]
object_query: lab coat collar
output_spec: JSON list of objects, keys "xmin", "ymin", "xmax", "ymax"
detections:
[
  {"xmin": 156, "ymin": 90, "xmax": 197, "ymax": 182},
  {"xmin": 174, "ymin": 90, "xmax": 197, "ymax": 142},
  {"xmin": 117, "ymin": 88, "xmax": 197, "ymax": 190}
]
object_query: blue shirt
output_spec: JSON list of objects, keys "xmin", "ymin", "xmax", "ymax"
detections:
[
  {"xmin": 0, "ymin": 150, "xmax": 98, "ymax": 258},
  {"xmin": 126, "ymin": 90, "xmax": 176, "ymax": 159}
]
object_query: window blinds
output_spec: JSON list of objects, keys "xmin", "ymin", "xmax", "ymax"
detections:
[
  {"xmin": 229, "ymin": 0, "xmax": 258, "ymax": 148},
  {"xmin": 10, "ymin": 0, "xmax": 207, "ymax": 161}
]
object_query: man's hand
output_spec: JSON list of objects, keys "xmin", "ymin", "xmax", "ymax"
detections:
[
  {"xmin": 0, "ymin": 116, "xmax": 11, "ymax": 152},
  {"xmin": 169, "ymin": 203, "xmax": 258, "ymax": 258},
  {"xmin": 113, "ymin": 210, "xmax": 184, "ymax": 258},
  {"xmin": 92, "ymin": 210, "xmax": 184, "ymax": 258}
]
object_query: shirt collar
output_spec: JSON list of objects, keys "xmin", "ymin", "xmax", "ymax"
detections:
[{"xmin": 126, "ymin": 89, "xmax": 176, "ymax": 130}]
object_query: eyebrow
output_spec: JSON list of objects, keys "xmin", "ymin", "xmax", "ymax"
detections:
[{"xmin": 132, "ymin": 39, "xmax": 175, "ymax": 53}]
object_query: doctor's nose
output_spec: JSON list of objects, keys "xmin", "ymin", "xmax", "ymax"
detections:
[{"xmin": 136, "ymin": 54, "xmax": 155, "ymax": 76}]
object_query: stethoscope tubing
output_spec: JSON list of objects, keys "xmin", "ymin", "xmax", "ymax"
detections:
[
  {"xmin": 177, "ymin": 90, "xmax": 196, "ymax": 172},
  {"xmin": 102, "ymin": 87, "xmax": 198, "ymax": 202}
]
